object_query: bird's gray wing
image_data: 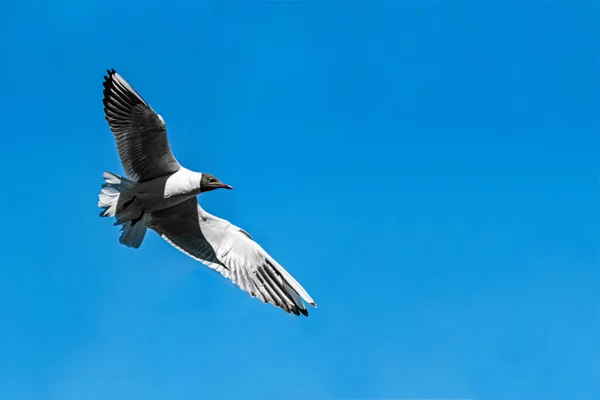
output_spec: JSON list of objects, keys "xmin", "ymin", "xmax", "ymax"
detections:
[
  {"xmin": 148, "ymin": 198, "xmax": 317, "ymax": 316},
  {"xmin": 102, "ymin": 69, "xmax": 180, "ymax": 182}
]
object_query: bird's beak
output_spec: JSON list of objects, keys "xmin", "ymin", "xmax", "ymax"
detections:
[{"xmin": 221, "ymin": 184, "xmax": 233, "ymax": 190}]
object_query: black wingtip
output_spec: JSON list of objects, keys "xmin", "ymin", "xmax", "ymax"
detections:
[
  {"xmin": 299, "ymin": 308, "xmax": 309, "ymax": 317},
  {"xmin": 104, "ymin": 69, "xmax": 117, "ymax": 82},
  {"xmin": 102, "ymin": 68, "xmax": 148, "ymax": 108}
]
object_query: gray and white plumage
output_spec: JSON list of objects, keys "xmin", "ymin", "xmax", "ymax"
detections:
[
  {"xmin": 99, "ymin": 69, "xmax": 317, "ymax": 316},
  {"xmin": 149, "ymin": 198, "xmax": 316, "ymax": 316}
]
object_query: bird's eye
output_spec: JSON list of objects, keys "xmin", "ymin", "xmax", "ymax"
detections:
[{"xmin": 209, "ymin": 177, "xmax": 217, "ymax": 183}]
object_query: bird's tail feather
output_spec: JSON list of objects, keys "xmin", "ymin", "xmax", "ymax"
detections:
[
  {"xmin": 98, "ymin": 171, "xmax": 148, "ymax": 248},
  {"xmin": 117, "ymin": 214, "xmax": 149, "ymax": 248},
  {"xmin": 98, "ymin": 172, "xmax": 135, "ymax": 217}
]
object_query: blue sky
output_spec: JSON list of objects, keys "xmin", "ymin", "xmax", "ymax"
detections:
[{"xmin": 0, "ymin": 1, "xmax": 598, "ymax": 399}]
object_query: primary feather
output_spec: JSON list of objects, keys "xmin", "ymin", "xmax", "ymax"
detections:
[{"xmin": 148, "ymin": 198, "xmax": 317, "ymax": 316}]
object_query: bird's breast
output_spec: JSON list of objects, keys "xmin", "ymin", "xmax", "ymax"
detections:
[{"xmin": 130, "ymin": 172, "xmax": 198, "ymax": 213}]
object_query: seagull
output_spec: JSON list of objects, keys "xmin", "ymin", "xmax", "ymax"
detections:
[{"xmin": 98, "ymin": 69, "xmax": 317, "ymax": 316}]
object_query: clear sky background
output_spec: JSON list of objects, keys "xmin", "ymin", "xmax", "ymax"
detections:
[{"xmin": 0, "ymin": 1, "xmax": 598, "ymax": 399}]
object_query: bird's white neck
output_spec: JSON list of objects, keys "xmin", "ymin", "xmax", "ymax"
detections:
[
  {"xmin": 163, "ymin": 168, "xmax": 202, "ymax": 197},
  {"xmin": 188, "ymin": 171, "xmax": 203, "ymax": 192}
]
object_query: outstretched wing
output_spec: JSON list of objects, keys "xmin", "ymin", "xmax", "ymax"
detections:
[
  {"xmin": 148, "ymin": 198, "xmax": 317, "ymax": 316},
  {"xmin": 102, "ymin": 69, "xmax": 180, "ymax": 182}
]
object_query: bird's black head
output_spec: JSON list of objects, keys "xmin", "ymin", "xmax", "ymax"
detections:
[{"xmin": 200, "ymin": 173, "xmax": 233, "ymax": 193}]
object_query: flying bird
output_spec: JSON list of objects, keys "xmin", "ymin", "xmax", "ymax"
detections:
[{"xmin": 98, "ymin": 69, "xmax": 317, "ymax": 316}]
